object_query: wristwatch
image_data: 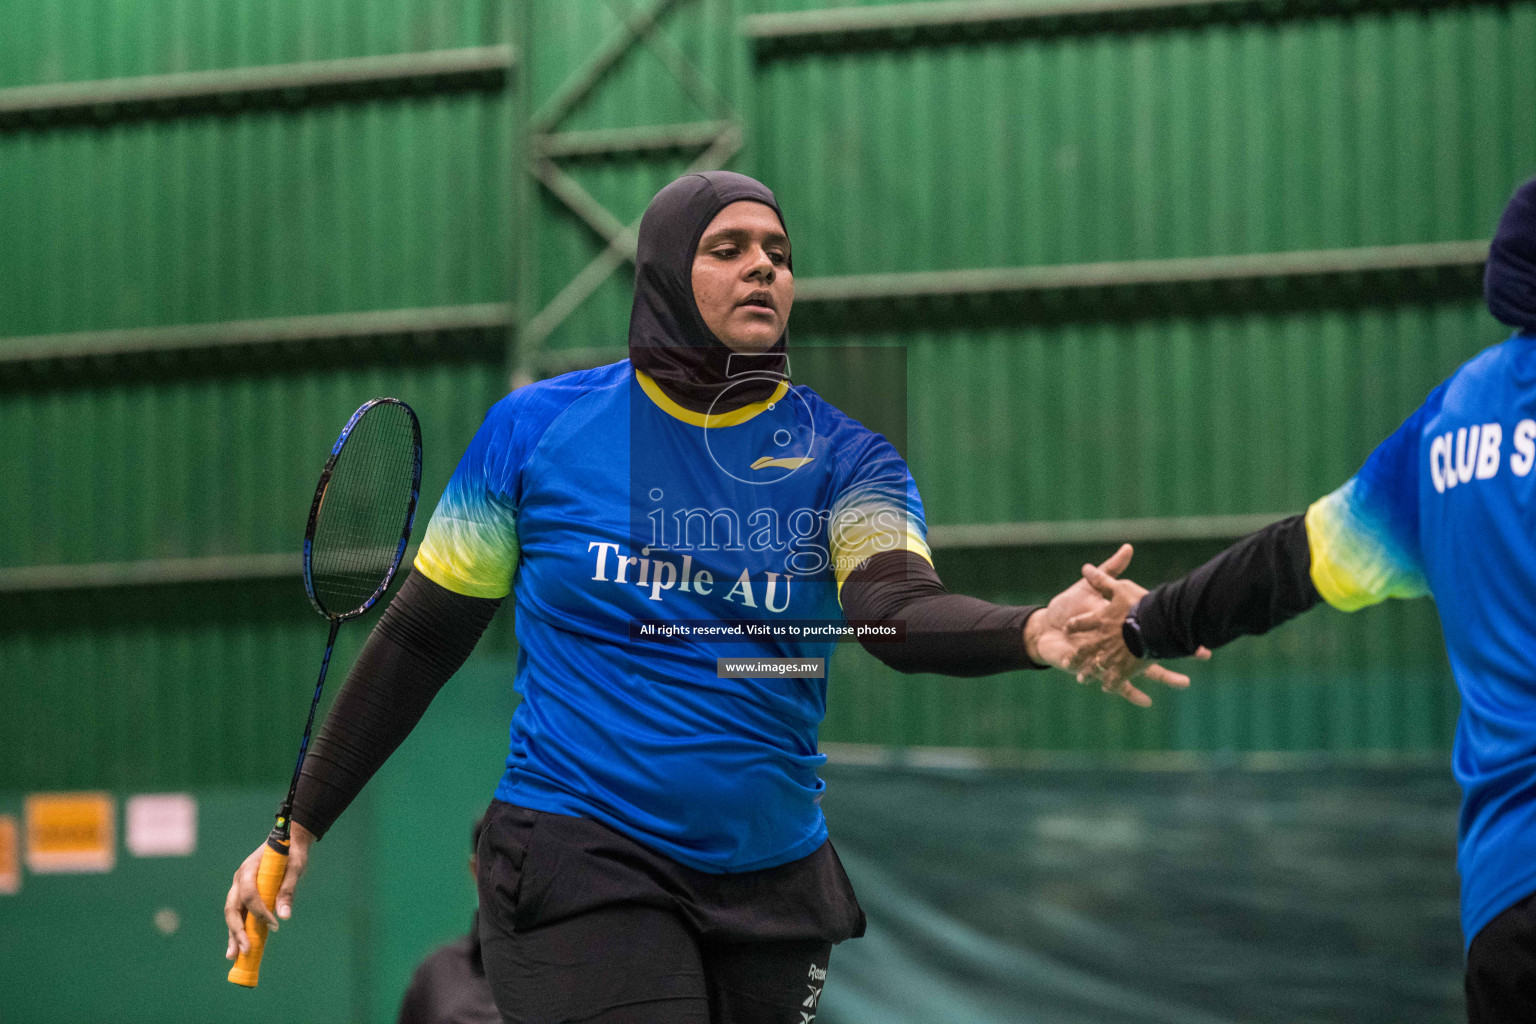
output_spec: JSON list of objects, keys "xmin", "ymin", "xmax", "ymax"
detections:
[{"xmin": 1121, "ymin": 614, "xmax": 1148, "ymax": 660}]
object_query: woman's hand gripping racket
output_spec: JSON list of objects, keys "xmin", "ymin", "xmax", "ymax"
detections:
[{"xmin": 226, "ymin": 397, "xmax": 422, "ymax": 987}]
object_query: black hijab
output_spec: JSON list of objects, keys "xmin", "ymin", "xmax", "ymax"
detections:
[
  {"xmin": 628, "ymin": 171, "xmax": 791, "ymax": 413},
  {"xmin": 1487, "ymin": 175, "xmax": 1536, "ymax": 334}
]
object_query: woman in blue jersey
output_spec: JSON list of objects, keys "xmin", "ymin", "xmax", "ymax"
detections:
[
  {"xmin": 1058, "ymin": 175, "xmax": 1536, "ymax": 1024},
  {"xmin": 224, "ymin": 171, "xmax": 1191, "ymax": 1023}
]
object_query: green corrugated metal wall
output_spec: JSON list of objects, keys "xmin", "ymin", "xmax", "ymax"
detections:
[
  {"xmin": 756, "ymin": 6, "xmax": 1536, "ymax": 265},
  {"xmin": 0, "ymin": 0, "xmax": 519, "ymax": 792},
  {"xmin": 0, "ymin": 367, "xmax": 508, "ymax": 789},
  {"xmin": 6, "ymin": 0, "xmax": 1536, "ymax": 801},
  {"xmin": 754, "ymin": 0, "xmax": 1529, "ymax": 754},
  {"xmin": 0, "ymin": 0, "xmax": 511, "ymax": 333}
]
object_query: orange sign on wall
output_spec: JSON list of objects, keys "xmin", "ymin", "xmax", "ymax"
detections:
[
  {"xmin": 25, "ymin": 792, "xmax": 116, "ymax": 874},
  {"xmin": 0, "ymin": 815, "xmax": 18, "ymax": 894}
]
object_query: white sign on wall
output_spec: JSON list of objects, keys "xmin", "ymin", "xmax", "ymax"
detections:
[{"xmin": 126, "ymin": 794, "xmax": 197, "ymax": 858}]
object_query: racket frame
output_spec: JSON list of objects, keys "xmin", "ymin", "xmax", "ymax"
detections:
[
  {"xmin": 276, "ymin": 397, "xmax": 423, "ymax": 837},
  {"xmin": 301, "ymin": 395, "xmax": 423, "ymax": 623}
]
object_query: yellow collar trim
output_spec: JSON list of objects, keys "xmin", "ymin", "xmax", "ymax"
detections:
[{"xmin": 635, "ymin": 370, "xmax": 789, "ymax": 428}]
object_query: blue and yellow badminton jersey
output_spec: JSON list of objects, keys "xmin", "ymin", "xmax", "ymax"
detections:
[
  {"xmin": 1303, "ymin": 332, "xmax": 1536, "ymax": 945},
  {"xmin": 414, "ymin": 360, "xmax": 930, "ymax": 872}
]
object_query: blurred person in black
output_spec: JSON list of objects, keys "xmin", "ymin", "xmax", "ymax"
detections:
[{"xmin": 396, "ymin": 811, "xmax": 499, "ymax": 1024}]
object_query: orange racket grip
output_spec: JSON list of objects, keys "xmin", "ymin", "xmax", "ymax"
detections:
[{"xmin": 228, "ymin": 837, "xmax": 289, "ymax": 988}]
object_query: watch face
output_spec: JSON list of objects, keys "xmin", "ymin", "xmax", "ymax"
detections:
[{"xmin": 1122, "ymin": 616, "xmax": 1146, "ymax": 659}]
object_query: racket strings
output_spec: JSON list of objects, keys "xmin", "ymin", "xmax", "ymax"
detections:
[{"xmin": 310, "ymin": 402, "xmax": 418, "ymax": 617}]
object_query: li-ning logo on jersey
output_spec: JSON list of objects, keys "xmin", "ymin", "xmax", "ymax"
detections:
[
  {"xmin": 752, "ymin": 455, "xmax": 815, "ymax": 471},
  {"xmin": 698, "ymin": 372, "xmax": 818, "ymax": 486}
]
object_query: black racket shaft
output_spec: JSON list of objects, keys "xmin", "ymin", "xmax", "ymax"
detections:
[{"xmin": 275, "ymin": 617, "xmax": 342, "ymax": 837}]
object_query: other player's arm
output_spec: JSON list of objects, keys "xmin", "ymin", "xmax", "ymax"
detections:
[
  {"xmin": 840, "ymin": 544, "xmax": 1195, "ymax": 704},
  {"xmin": 1064, "ymin": 390, "xmax": 1439, "ymax": 688},
  {"xmin": 829, "ymin": 440, "xmax": 1191, "ymax": 701}
]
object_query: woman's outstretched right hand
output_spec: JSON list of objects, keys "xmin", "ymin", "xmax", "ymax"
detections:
[{"xmin": 224, "ymin": 821, "xmax": 315, "ymax": 959}]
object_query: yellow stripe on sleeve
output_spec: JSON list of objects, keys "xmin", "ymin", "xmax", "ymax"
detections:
[
  {"xmin": 831, "ymin": 504, "xmax": 933, "ymax": 602},
  {"xmin": 413, "ymin": 513, "xmax": 519, "ymax": 599},
  {"xmin": 1305, "ymin": 485, "xmax": 1427, "ymax": 613}
]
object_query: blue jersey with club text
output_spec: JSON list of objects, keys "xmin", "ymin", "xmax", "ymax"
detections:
[
  {"xmin": 414, "ymin": 360, "xmax": 930, "ymax": 872},
  {"xmin": 1303, "ymin": 332, "xmax": 1536, "ymax": 946}
]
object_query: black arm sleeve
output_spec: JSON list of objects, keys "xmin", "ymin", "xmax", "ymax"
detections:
[
  {"xmin": 1134, "ymin": 514, "xmax": 1322, "ymax": 660},
  {"xmin": 840, "ymin": 550, "xmax": 1046, "ymax": 676},
  {"xmin": 289, "ymin": 571, "xmax": 501, "ymax": 839}
]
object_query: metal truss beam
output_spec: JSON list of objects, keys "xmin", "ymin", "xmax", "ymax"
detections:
[
  {"xmin": 926, "ymin": 513, "xmax": 1285, "ymax": 549},
  {"xmin": 793, "ymin": 240, "xmax": 1489, "ymax": 306},
  {"xmin": 0, "ymin": 303, "xmax": 513, "ymax": 367},
  {"xmin": 528, "ymin": 240, "xmax": 1486, "ymax": 373},
  {"xmin": 0, "ymin": 45, "xmax": 516, "ymax": 128},
  {"xmin": 530, "ymin": 0, "xmax": 688, "ymax": 133},
  {"xmin": 523, "ymin": 124, "xmax": 742, "ymax": 349},
  {"xmin": 744, "ymin": 0, "xmax": 1510, "ymax": 51},
  {"xmin": 0, "ymin": 514, "xmax": 1284, "ymax": 593},
  {"xmin": 534, "ymin": 120, "xmax": 733, "ymax": 159},
  {"xmin": 0, "ymin": 553, "xmax": 299, "ymax": 594},
  {"xmin": 521, "ymin": 0, "xmax": 743, "ymax": 374}
]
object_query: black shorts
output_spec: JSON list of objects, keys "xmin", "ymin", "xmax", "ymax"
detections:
[
  {"xmin": 475, "ymin": 800, "xmax": 865, "ymax": 1024},
  {"xmin": 1466, "ymin": 888, "xmax": 1536, "ymax": 1023}
]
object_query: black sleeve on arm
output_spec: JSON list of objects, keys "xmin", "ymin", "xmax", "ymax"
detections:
[
  {"xmin": 1134, "ymin": 514, "xmax": 1322, "ymax": 660},
  {"xmin": 840, "ymin": 550, "xmax": 1046, "ymax": 676},
  {"xmin": 288, "ymin": 571, "xmax": 501, "ymax": 839}
]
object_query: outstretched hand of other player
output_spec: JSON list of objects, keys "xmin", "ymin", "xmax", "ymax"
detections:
[
  {"xmin": 1063, "ymin": 556, "xmax": 1211, "ymax": 706},
  {"xmin": 1025, "ymin": 544, "xmax": 1198, "ymax": 707}
]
